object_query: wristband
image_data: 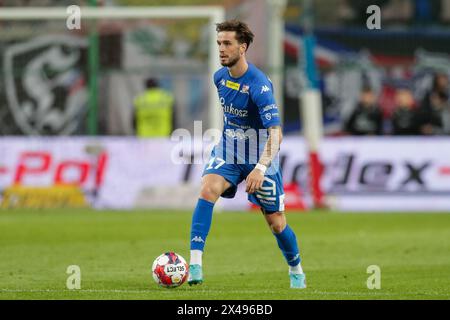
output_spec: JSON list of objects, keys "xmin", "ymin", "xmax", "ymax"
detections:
[{"xmin": 255, "ymin": 163, "xmax": 267, "ymax": 174}]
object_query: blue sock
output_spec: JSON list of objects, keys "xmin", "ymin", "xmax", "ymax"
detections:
[
  {"xmin": 190, "ymin": 198, "xmax": 215, "ymax": 251},
  {"xmin": 274, "ymin": 225, "xmax": 301, "ymax": 266}
]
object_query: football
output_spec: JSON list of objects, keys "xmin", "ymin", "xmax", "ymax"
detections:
[{"xmin": 152, "ymin": 252, "xmax": 189, "ymax": 288}]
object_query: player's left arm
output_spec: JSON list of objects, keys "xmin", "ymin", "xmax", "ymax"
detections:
[
  {"xmin": 245, "ymin": 77, "xmax": 282, "ymax": 194},
  {"xmin": 258, "ymin": 125, "xmax": 283, "ymax": 167},
  {"xmin": 245, "ymin": 125, "xmax": 282, "ymax": 193}
]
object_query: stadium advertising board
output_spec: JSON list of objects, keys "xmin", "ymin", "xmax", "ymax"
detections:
[{"xmin": 0, "ymin": 137, "xmax": 448, "ymax": 211}]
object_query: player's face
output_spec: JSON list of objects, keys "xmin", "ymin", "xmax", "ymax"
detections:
[{"xmin": 217, "ymin": 31, "xmax": 246, "ymax": 67}]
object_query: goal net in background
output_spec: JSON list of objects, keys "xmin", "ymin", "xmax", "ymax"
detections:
[{"xmin": 0, "ymin": 7, "xmax": 224, "ymax": 136}]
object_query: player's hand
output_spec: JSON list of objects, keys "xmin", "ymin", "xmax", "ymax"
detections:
[{"xmin": 245, "ymin": 168, "xmax": 265, "ymax": 194}]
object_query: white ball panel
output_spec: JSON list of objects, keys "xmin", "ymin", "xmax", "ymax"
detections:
[{"xmin": 157, "ymin": 254, "xmax": 169, "ymax": 265}]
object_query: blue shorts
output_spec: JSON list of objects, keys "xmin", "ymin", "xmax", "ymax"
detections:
[{"xmin": 202, "ymin": 149, "xmax": 285, "ymax": 213}]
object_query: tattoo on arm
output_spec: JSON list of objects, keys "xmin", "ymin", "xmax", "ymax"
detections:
[{"xmin": 258, "ymin": 126, "xmax": 283, "ymax": 167}]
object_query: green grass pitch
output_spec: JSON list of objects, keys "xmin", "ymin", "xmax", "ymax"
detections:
[{"xmin": 0, "ymin": 209, "xmax": 449, "ymax": 300}]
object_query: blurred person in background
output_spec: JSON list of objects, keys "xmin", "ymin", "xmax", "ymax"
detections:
[
  {"xmin": 418, "ymin": 72, "xmax": 450, "ymax": 135},
  {"xmin": 391, "ymin": 87, "xmax": 421, "ymax": 135},
  {"xmin": 132, "ymin": 78, "xmax": 175, "ymax": 138},
  {"xmin": 344, "ymin": 86, "xmax": 383, "ymax": 135},
  {"xmin": 414, "ymin": 0, "xmax": 442, "ymax": 25}
]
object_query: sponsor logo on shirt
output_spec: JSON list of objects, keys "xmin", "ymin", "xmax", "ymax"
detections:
[
  {"xmin": 226, "ymin": 80, "xmax": 240, "ymax": 91},
  {"xmin": 224, "ymin": 128, "xmax": 258, "ymax": 140},
  {"xmin": 262, "ymin": 104, "xmax": 277, "ymax": 112},
  {"xmin": 220, "ymin": 97, "xmax": 248, "ymax": 118},
  {"xmin": 227, "ymin": 121, "xmax": 251, "ymax": 129},
  {"xmin": 223, "ymin": 105, "xmax": 248, "ymax": 117}
]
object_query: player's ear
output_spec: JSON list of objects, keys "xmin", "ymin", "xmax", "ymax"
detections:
[{"xmin": 240, "ymin": 43, "xmax": 247, "ymax": 55}]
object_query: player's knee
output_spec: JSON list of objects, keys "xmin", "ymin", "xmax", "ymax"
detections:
[
  {"xmin": 266, "ymin": 212, "xmax": 286, "ymax": 234},
  {"xmin": 199, "ymin": 185, "xmax": 221, "ymax": 203},
  {"xmin": 269, "ymin": 221, "xmax": 285, "ymax": 234}
]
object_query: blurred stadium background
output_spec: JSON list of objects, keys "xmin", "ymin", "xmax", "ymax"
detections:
[
  {"xmin": 0, "ymin": 0, "xmax": 450, "ymax": 300},
  {"xmin": 0, "ymin": 0, "xmax": 449, "ymax": 212}
]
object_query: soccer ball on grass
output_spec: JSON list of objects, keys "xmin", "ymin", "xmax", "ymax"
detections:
[{"xmin": 152, "ymin": 252, "xmax": 189, "ymax": 288}]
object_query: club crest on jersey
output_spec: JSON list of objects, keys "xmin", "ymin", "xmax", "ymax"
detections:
[
  {"xmin": 220, "ymin": 79, "xmax": 226, "ymax": 86},
  {"xmin": 240, "ymin": 85, "xmax": 249, "ymax": 94},
  {"xmin": 226, "ymin": 80, "xmax": 240, "ymax": 91}
]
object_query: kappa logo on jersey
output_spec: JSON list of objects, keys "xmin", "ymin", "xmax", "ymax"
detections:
[
  {"xmin": 220, "ymin": 79, "xmax": 226, "ymax": 86},
  {"xmin": 191, "ymin": 236, "xmax": 205, "ymax": 243},
  {"xmin": 226, "ymin": 80, "xmax": 240, "ymax": 91},
  {"xmin": 261, "ymin": 85, "xmax": 270, "ymax": 94}
]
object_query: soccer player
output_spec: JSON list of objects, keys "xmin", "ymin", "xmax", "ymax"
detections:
[{"xmin": 188, "ymin": 20, "xmax": 306, "ymax": 289}]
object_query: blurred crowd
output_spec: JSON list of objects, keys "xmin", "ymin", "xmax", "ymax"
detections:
[
  {"xmin": 338, "ymin": 0, "xmax": 450, "ymax": 26},
  {"xmin": 0, "ymin": 0, "xmax": 449, "ymax": 138},
  {"xmin": 343, "ymin": 73, "xmax": 450, "ymax": 136}
]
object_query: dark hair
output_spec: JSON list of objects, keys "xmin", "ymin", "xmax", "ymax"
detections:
[
  {"xmin": 361, "ymin": 85, "xmax": 373, "ymax": 93},
  {"xmin": 145, "ymin": 78, "xmax": 158, "ymax": 89},
  {"xmin": 432, "ymin": 72, "xmax": 449, "ymax": 90},
  {"xmin": 216, "ymin": 20, "xmax": 254, "ymax": 51}
]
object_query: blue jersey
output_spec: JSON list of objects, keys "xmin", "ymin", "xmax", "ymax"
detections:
[{"xmin": 213, "ymin": 63, "xmax": 281, "ymax": 165}]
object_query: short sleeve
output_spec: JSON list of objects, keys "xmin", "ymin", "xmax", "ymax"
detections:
[
  {"xmin": 213, "ymin": 69, "xmax": 225, "ymax": 89},
  {"xmin": 213, "ymin": 71, "xmax": 220, "ymax": 89},
  {"xmin": 250, "ymin": 77, "xmax": 281, "ymax": 128}
]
